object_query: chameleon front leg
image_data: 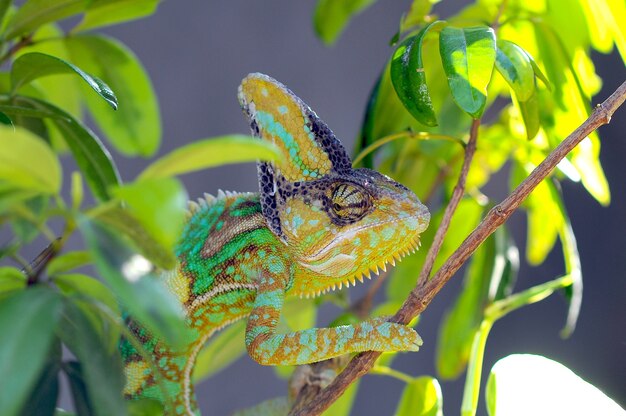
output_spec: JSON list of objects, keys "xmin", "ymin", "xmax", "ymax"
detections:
[{"xmin": 245, "ymin": 270, "xmax": 422, "ymax": 366}]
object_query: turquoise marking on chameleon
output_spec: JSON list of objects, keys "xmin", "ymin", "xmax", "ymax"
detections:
[
  {"xmin": 278, "ymin": 105, "xmax": 288, "ymax": 114},
  {"xmin": 254, "ymin": 289, "xmax": 283, "ymax": 308},
  {"xmin": 256, "ymin": 110, "xmax": 321, "ymax": 178}
]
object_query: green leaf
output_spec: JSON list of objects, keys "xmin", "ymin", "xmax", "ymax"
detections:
[
  {"xmin": 0, "ymin": 287, "xmax": 62, "ymax": 416},
  {"xmin": 66, "ymin": 34, "xmax": 161, "ymax": 157},
  {"xmin": 73, "ymin": 0, "xmax": 160, "ymax": 32},
  {"xmin": 390, "ymin": 20, "xmax": 446, "ymax": 127},
  {"xmin": 112, "ymin": 178, "xmax": 187, "ymax": 252},
  {"xmin": 92, "ymin": 206, "xmax": 176, "ymax": 269},
  {"xmin": 516, "ymin": 91, "xmax": 540, "ymax": 140},
  {"xmin": 63, "ymin": 361, "xmax": 95, "ymax": 416},
  {"xmin": 486, "ymin": 354, "xmax": 625, "ymax": 415},
  {"xmin": 558, "ymin": 212, "xmax": 582, "ymax": 338},
  {"xmin": 436, "ymin": 226, "xmax": 518, "ymax": 379},
  {"xmin": 313, "ymin": 0, "xmax": 377, "ymax": 45},
  {"xmin": 54, "ymin": 272, "xmax": 121, "ymax": 352},
  {"xmin": 0, "ymin": 111, "xmax": 12, "ymax": 126},
  {"xmin": 4, "ymin": 0, "xmax": 87, "ymax": 39},
  {"xmin": 11, "ymin": 52, "xmax": 117, "ymax": 109},
  {"xmin": 10, "ymin": 194, "xmax": 49, "ymax": 243},
  {"xmin": 494, "ymin": 40, "xmax": 535, "ymax": 102},
  {"xmin": 0, "ymin": 125, "xmax": 61, "ymax": 194},
  {"xmin": 0, "ymin": 266, "xmax": 26, "ymax": 294},
  {"xmin": 232, "ymin": 397, "xmax": 290, "ymax": 416},
  {"xmin": 59, "ymin": 300, "xmax": 127, "ymax": 416},
  {"xmin": 524, "ymin": 50, "xmax": 551, "ymax": 90},
  {"xmin": 80, "ymin": 219, "xmax": 189, "ymax": 349},
  {"xmin": 193, "ymin": 320, "xmax": 246, "ymax": 381},
  {"xmin": 48, "ymin": 251, "xmax": 91, "ymax": 275},
  {"xmin": 0, "ymin": 0, "xmax": 10, "ymax": 27},
  {"xmin": 139, "ymin": 135, "xmax": 282, "ymax": 180},
  {"xmin": 439, "ymin": 26, "xmax": 496, "ymax": 118},
  {"xmin": 0, "ymin": 104, "xmax": 61, "ymax": 119},
  {"xmin": 19, "ymin": 340, "xmax": 61, "ymax": 416},
  {"xmin": 15, "ymin": 96, "xmax": 121, "ymax": 202},
  {"xmin": 394, "ymin": 376, "xmax": 443, "ymax": 416},
  {"xmin": 127, "ymin": 398, "xmax": 164, "ymax": 416}
]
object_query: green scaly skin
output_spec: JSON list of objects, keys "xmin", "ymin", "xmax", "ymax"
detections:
[{"xmin": 122, "ymin": 73, "xmax": 430, "ymax": 415}]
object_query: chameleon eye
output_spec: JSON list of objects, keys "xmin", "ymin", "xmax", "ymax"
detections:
[{"xmin": 330, "ymin": 183, "xmax": 372, "ymax": 222}]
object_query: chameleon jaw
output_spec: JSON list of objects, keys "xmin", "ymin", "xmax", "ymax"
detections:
[{"xmin": 297, "ymin": 236, "xmax": 422, "ymax": 299}]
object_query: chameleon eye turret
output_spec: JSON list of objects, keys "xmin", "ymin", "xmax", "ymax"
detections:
[{"xmin": 122, "ymin": 73, "xmax": 430, "ymax": 415}]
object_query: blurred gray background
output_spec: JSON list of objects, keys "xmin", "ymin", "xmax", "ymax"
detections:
[{"xmin": 65, "ymin": 1, "xmax": 624, "ymax": 414}]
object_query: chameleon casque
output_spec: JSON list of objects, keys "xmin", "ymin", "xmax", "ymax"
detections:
[{"xmin": 121, "ymin": 73, "xmax": 431, "ymax": 415}]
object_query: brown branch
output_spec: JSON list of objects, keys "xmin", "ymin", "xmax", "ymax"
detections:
[{"xmin": 291, "ymin": 80, "xmax": 626, "ymax": 416}]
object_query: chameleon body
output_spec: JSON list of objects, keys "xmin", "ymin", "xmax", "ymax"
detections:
[{"xmin": 121, "ymin": 73, "xmax": 430, "ymax": 415}]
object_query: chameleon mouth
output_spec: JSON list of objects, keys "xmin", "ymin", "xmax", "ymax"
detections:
[{"xmin": 298, "ymin": 235, "xmax": 422, "ymax": 299}]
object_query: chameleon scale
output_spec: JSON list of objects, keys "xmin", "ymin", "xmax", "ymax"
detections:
[{"xmin": 122, "ymin": 74, "xmax": 430, "ymax": 415}]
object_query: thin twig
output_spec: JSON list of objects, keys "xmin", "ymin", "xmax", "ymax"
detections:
[{"xmin": 290, "ymin": 81, "xmax": 626, "ymax": 416}]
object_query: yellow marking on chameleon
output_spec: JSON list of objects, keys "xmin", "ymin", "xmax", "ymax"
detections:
[
  {"xmin": 240, "ymin": 76, "xmax": 332, "ymax": 182},
  {"xmin": 166, "ymin": 268, "xmax": 191, "ymax": 305},
  {"xmin": 123, "ymin": 361, "xmax": 150, "ymax": 395}
]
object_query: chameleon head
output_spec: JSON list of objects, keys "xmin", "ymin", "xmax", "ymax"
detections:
[{"xmin": 238, "ymin": 73, "xmax": 430, "ymax": 297}]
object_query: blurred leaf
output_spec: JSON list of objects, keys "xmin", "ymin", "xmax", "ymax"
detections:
[
  {"xmin": 400, "ymin": 0, "xmax": 441, "ymax": 33},
  {"xmin": 80, "ymin": 219, "xmax": 189, "ymax": 348},
  {"xmin": 0, "ymin": 103, "xmax": 60, "ymax": 119},
  {"xmin": 516, "ymin": 91, "xmax": 540, "ymax": 140},
  {"xmin": 0, "ymin": 266, "xmax": 26, "ymax": 294},
  {"xmin": 54, "ymin": 272, "xmax": 121, "ymax": 352},
  {"xmin": 394, "ymin": 376, "xmax": 443, "ymax": 416},
  {"xmin": 524, "ymin": 50, "xmax": 551, "ymax": 90},
  {"xmin": 66, "ymin": 34, "xmax": 161, "ymax": 157},
  {"xmin": 139, "ymin": 135, "xmax": 282, "ymax": 180},
  {"xmin": 0, "ymin": 0, "xmax": 10, "ymax": 27},
  {"xmin": 0, "ymin": 111, "xmax": 12, "ymax": 126},
  {"xmin": 495, "ymin": 40, "xmax": 535, "ymax": 102},
  {"xmin": 0, "ymin": 125, "xmax": 61, "ymax": 193},
  {"xmin": 570, "ymin": 135, "xmax": 610, "ymax": 206},
  {"xmin": 439, "ymin": 26, "xmax": 496, "ymax": 118},
  {"xmin": 48, "ymin": 251, "xmax": 91, "ymax": 275},
  {"xmin": 63, "ymin": 361, "xmax": 94, "ymax": 416},
  {"xmin": 112, "ymin": 177, "xmax": 187, "ymax": 252},
  {"xmin": 11, "ymin": 52, "xmax": 117, "ymax": 109},
  {"xmin": 313, "ymin": 0, "xmax": 376, "ymax": 45},
  {"xmin": 0, "ymin": 184, "xmax": 40, "ymax": 215},
  {"xmin": 59, "ymin": 300, "xmax": 126, "ymax": 416},
  {"xmin": 323, "ymin": 380, "xmax": 360, "ymax": 416},
  {"xmin": 193, "ymin": 319, "xmax": 246, "ymax": 381},
  {"xmin": 73, "ymin": 0, "xmax": 160, "ymax": 32},
  {"xmin": 19, "ymin": 339, "xmax": 61, "ymax": 416},
  {"xmin": 233, "ymin": 397, "xmax": 290, "ymax": 416},
  {"xmin": 10, "ymin": 194, "xmax": 49, "ymax": 243},
  {"xmin": 0, "ymin": 287, "xmax": 62, "ymax": 416},
  {"xmin": 486, "ymin": 354, "xmax": 625, "ymax": 415},
  {"xmin": 92, "ymin": 206, "xmax": 176, "ymax": 269},
  {"xmin": 558, "ymin": 213, "xmax": 582, "ymax": 338},
  {"xmin": 390, "ymin": 20, "xmax": 446, "ymax": 127},
  {"xmin": 71, "ymin": 171, "xmax": 84, "ymax": 209},
  {"xmin": 282, "ymin": 297, "xmax": 316, "ymax": 331},
  {"xmin": 16, "ymin": 96, "xmax": 121, "ymax": 202},
  {"xmin": 4, "ymin": 0, "xmax": 87, "ymax": 39}
]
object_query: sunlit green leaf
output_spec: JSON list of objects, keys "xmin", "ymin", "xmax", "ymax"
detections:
[
  {"xmin": 11, "ymin": 52, "xmax": 117, "ymax": 109},
  {"xmin": 0, "ymin": 266, "xmax": 26, "ymax": 294},
  {"xmin": 390, "ymin": 20, "xmax": 446, "ymax": 127},
  {"xmin": 495, "ymin": 40, "xmax": 535, "ymax": 101},
  {"xmin": 4, "ymin": 0, "xmax": 87, "ymax": 39},
  {"xmin": 400, "ymin": 0, "xmax": 441, "ymax": 33},
  {"xmin": 439, "ymin": 26, "xmax": 496, "ymax": 118},
  {"xmin": 80, "ymin": 219, "xmax": 189, "ymax": 348},
  {"xmin": 0, "ymin": 125, "xmax": 61, "ymax": 194},
  {"xmin": 112, "ymin": 177, "xmax": 187, "ymax": 252},
  {"xmin": 193, "ymin": 320, "xmax": 246, "ymax": 381},
  {"xmin": 66, "ymin": 34, "xmax": 161, "ymax": 157},
  {"xmin": 0, "ymin": 287, "xmax": 62, "ymax": 416},
  {"xmin": 15, "ymin": 96, "xmax": 121, "ymax": 202},
  {"xmin": 59, "ymin": 300, "xmax": 126, "ymax": 416},
  {"xmin": 313, "ymin": 0, "xmax": 376, "ymax": 45},
  {"xmin": 73, "ymin": 0, "xmax": 160, "ymax": 32},
  {"xmin": 395, "ymin": 376, "xmax": 442, "ymax": 416},
  {"xmin": 516, "ymin": 91, "xmax": 540, "ymax": 140},
  {"xmin": 486, "ymin": 354, "xmax": 625, "ymax": 415},
  {"xmin": 139, "ymin": 135, "xmax": 282, "ymax": 180},
  {"xmin": 48, "ymin": 251, "xmax": 91, "ymax": 275}
]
